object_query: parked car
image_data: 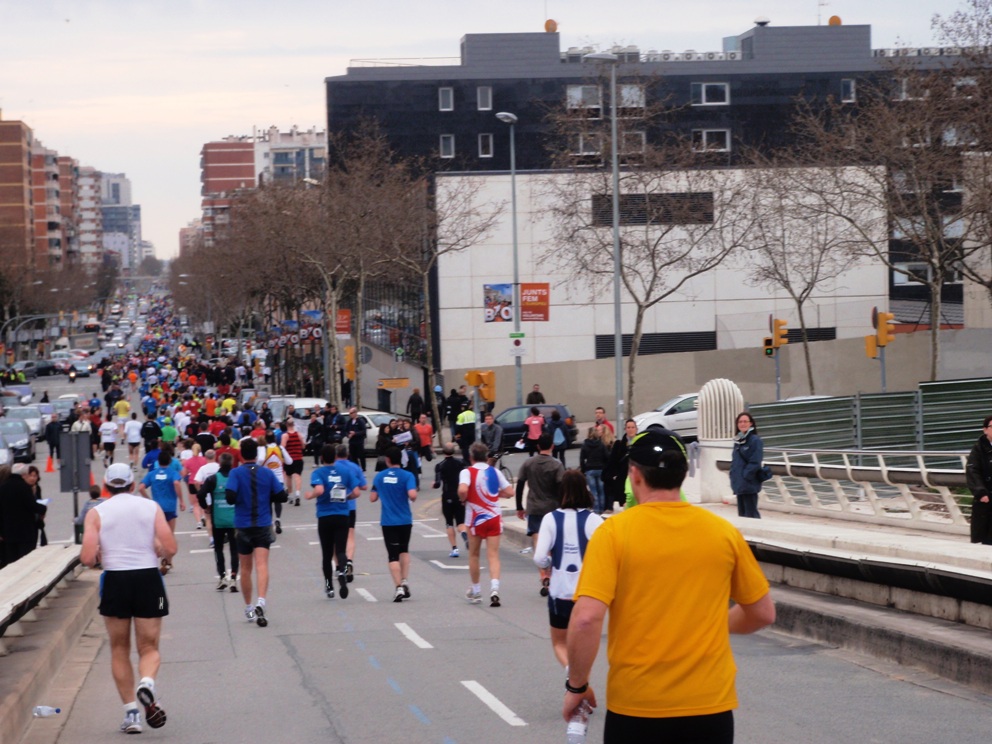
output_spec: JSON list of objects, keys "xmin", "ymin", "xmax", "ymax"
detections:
[
  {"xmin": 0, "ymin": 419, "xmax": 36, "ymax": 462},
  {"xmin": 0, "ymin": 433, "xmax": 12, "ymax": 467},
  {"xmin": 35, "ymin": 360, "xmax": 59, "ymax": 377},
  {"xmin": 356, "ymin": 410, "xmax": 412, "ymax": 457},
  {"xmin": 11, "ymin": 361, "xmax": 38, "ymax": 379},
  {"xmin": 491, "ymin": 404, "xmax": 579, "ymax": 452},
  {"xmin": 266, "ymin": 397, "xmax": 328, "ymax": 423},
  {"xmin": 633, "ymin": 393, "xmax": 699, "ymax": 442},
  {"xmin": 5, "ymin": 405, "xmax": 44, "ymax": 441}
]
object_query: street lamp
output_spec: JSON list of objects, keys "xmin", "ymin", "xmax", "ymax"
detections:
[
  {"xmin": 583, "ymin": 51, "xmax": 624, "ymax": 425},
  {"xmin": 496, "ymin": 111, "xmax": 523, "ymax": 406}
]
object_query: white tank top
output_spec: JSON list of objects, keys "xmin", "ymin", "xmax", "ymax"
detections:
[{"xmin": 94, "ymin": 493, "xmax": 160, "ymax": 570}]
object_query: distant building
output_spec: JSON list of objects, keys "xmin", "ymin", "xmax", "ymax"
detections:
[
  {"xmin": 101, "ymin": 173, "xmax": 142, "ymax": 271},
  {"xmin": 57, "ymin": 156, "xmax": 80, "ymax": 265},
  {"xmin": 0, "ymin": 114, "xmax": 36, "ymax": 268},
  {"xmin": 31, "ymin": 143, "xmax": 63, "ymax": 268},
  {"xmin": 77, "ymin": 167, "xmax": 103, "ymax": 267}
]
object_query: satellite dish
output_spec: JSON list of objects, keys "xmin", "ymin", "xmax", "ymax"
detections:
[
  {"xmin": 545, "ymin": 18, "xmax": 557, "ymax": 32},
  {"xmin": 828, "ymin": 15, "xmax": 842, "ymax": 26}
]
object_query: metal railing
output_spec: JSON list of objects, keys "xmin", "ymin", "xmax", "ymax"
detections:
[{"xmin": 713, "ymin": 445, "xmax": 972, "ymax": 535}]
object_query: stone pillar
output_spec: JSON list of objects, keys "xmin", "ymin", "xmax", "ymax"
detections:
[{"xmin": 697, "ymin": 378, "xmax": 743, "ymax": 503}]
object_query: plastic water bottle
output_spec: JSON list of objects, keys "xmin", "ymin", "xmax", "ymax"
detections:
[
  {"xmin": 566, "ymin": 700, "xmax": 591, "ymax": 743},
  {"xmin": 33, "ymin": 706, "xmax": 61, "ymax": 717}
]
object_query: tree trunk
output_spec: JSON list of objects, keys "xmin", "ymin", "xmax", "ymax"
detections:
[
  {"xmin": 327, "ymin": 286, "xmax": 342, "ymax": 405},
  {"xmin": 928, "ymin": 279, "xmax": 944, "ymax": 382},
  {"xmin": 422, "ymin": 269, "xmax": 443, "ymax": 446},
  {"xmin": 354, "ymin": 270, "xmax": 365, "ymax": 410},
  {"xmin": 796, "ymin": 302, "xmax": 815, "ymax": 395},
  {"xmin": 625, "ymin": 304, "xmax": 647, "ymax": 421}
]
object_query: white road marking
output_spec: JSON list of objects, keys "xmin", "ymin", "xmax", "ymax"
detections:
[
  {"xmin": 190, "ymin": 548, "xmax": 213, "ymax": 554},
  {"xmin": 309, "ymin": 541, "xmax": 320, "ymax": 546},
  {"xmin": 394, "ymin": 622, "xmax": 433, "ymax": 649},
  {"xmin": 420, "ymin": 534, "xmax": 448, "ymax": 539},
  {"xmin": 356, "ymin": 588, "xmax": 377, "ymax": 602},
  {"xmin": 416, "ymin": 522, "xmax": 447, "ymax": 536},
  {"xmin": 366, "ymin": 536, "xmax": 384, "ymax": 541},
  {"xmin": 460, "ymin": 681, "xmax": 527, "ymax": 726},
  {"xmin": 429, "ymin": 560, "xmax": 475, "ymax": 570}
]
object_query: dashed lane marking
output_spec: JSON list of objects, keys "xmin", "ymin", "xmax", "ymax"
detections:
[
  {"xmin": 395, "ymin": 622, "xmax": 433, "ymax": 649},
  {"xmin": 460, "ymin": 681, "xmax": 527, "ymax": 727}
]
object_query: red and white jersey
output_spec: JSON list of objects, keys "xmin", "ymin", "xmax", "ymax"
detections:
[{"xmin": 458, "ymin": 463, "xmax": 509, "ymax": 528}]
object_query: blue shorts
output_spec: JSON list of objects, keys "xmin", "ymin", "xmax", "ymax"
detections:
[
  {"xmin": 163, "ymin": 511, "xmax": 177, "ymax": 522},
  {"xmin": 527, "ymin": 513, "xmax": 544, "ymax": 536}
]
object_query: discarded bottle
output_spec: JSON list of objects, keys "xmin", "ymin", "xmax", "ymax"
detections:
[
  {"xmin": 33, "ymin": 706, "xmax": 61, "ymax": 717},
  {"xmin": 565, "ymin": 700, "xmax": 591, "ymax": 743}
]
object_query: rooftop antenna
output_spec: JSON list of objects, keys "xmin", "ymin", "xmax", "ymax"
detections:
[{"xmin": 818, "ymin": 0, "xmax": 829, "ymax": 25}]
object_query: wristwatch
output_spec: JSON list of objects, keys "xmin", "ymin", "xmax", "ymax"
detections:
[{"xmin": 565, "ymin": 679, "xmax": 588, "ymax": 694}]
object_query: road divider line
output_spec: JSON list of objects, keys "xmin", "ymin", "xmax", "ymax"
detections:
[
  {"xmin": 366, "ymin": 536, "xmax": 384, "ymax": 541},
  {"xmin": 356, "ymin": 588, "xmax": 377, "ymax": 602},
  {"xmin": 394, "ymin": 622, "xmax": 433, "ymax": 649},
  {"xmin": 460, "ymin": 681, "xmax": 527, "ymax": 727},
  {"xmin": 420, "ymin": 534, "xmax": 448, "ymax": 539},
  {"xmin": 430, "ymin": 559, "xmax": 475, "ymax": 570},
  {"xmin": 308, "ymin": 541, "xmax": 320, "ymax": 546},
  {"xmin": 189, "ymin": 548, "xmax": 213, "ymax": 554}
]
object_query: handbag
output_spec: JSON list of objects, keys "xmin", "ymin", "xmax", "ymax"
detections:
[{"xmin": 758, "ymin": 465, "xmax": 773, "ymax": 482}]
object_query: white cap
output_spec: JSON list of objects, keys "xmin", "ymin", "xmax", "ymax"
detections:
[{"xmin": 104, "ymin": 463, "xmax": 134, "ymax": 488}]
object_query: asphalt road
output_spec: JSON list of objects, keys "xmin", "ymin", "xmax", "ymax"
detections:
[{"xmin": 23, "ymin": 378, "xmax": 992, "ymax": 743}]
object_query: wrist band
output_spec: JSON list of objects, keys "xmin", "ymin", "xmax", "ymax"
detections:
[{"xmin": 565, "ymin": 679, "xmax": 588, "ymax": 694}]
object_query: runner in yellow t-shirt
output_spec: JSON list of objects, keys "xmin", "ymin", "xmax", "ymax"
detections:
[{"xmin": 114, "ymin": 398, "xmax": 131, "ymax": 442}]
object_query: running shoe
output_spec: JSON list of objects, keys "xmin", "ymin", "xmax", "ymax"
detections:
[
  {"xmin": 274, "ymin": 519, "xmax": 282, "ymax": 535},
  {"xmin": 401, "ymin": 581, "xmax": 411, "ymax": 599},
  {"xmin": 209, "ymin": 537, "xmax": 215, "ymax": 548},
  {"xmin": 254, "ymin": 604, "xmax": 268, "ymax": 627},
  {"xmin": 325, "ymin": 579, "xmax": 335, "ymax": 599},
  {"xmin": 120, "ymin": 709, "xmax": 142, "ymax": 734},
  {"xmin": 465, "ymin": 588, "xmax": 482, "ymax": 604},
  {"xmin": 338, "ymin": 570, "xmax": 349, "ymax": 600},
  {"xmin": 136, "ymin": 682, "xmax": 166, "ymax": 729},
  {"xmin": 200, "ymin": 517, "xmax": 206, "ymax": 529},
  {"xmin": 229, "ymin": 574, "xmax": 238, "ymax": 593},
  {"xmin": 294, "ymin": 497, "xmax": 301, "ymax": 506},
  {"xmin": 216, "ymin": 575, "xmax": 227, "ymax": 592},
  {"xmin": 540, "ymin": 577, "xmax": 550, "ymax": 597},
  {"xmin": 346, "ymin": 560, "xmax": 354, "ymax": 583},
  {"xmin": 490, "ymin": 591, "xmax": 501, "ymax": 608},
  {"xmin": 393, "ymin": 586, "xmax": 404, "ymax": 603},
  {"xmin": 449, "ymin": 547, "xmax": 460, "ymax": 558},
  {"xmin": 245, "ymin": 605, "xmax": 256, "ymax": 622}
]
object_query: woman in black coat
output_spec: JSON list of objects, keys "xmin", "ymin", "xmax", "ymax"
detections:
[
  {"xmin": 0, "ymin": 464, "xmax": 47, "ymax": 566},
  {"xmin": 730, "ymin": 412, "xmax": 764, "ymax": 519},
  {"xmin": 603, "ymin": 419, "xmax": 638, "ymax": 512},
  {"xmin": 965, "ymin": 415, "xmax": 992, "ymax": 544}
]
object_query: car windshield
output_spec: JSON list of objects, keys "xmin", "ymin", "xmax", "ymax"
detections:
[
  {"xmin": 496, "ymin": 407, "xmax": 529, "ymax": 425},
  {"xmin": 0, "ymin": 421, "xmax": 28, "ymax": 435},
  {"xmin": 7, "ymin": 408, "xmax": 39, "ymax": 419},
  {"xmin": 367, "ymin": 414, "xmax": 396, "ymax": 427}
]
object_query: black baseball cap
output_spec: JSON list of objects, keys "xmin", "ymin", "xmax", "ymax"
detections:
[{"xmin": 627, "ymin": 428, "xmax": 687, "ymax": 470}]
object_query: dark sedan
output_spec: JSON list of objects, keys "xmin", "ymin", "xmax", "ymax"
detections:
[{"xmin": 492, "ymin": 404, "xmax": 579, "ymax": 452}]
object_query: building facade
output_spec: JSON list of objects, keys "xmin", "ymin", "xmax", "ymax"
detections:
[
  {"xmin": 77, "ymin": 167, "xmax": 103, "ymax": 267},
  {"xmin": 0, "ymin": 115, "xmax": 35, "ymax": 268},
  {"xmin": 31, "ymin": 144, "xmax": 62, "ymax": 269}
]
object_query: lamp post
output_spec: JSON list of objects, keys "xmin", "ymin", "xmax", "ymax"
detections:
[
  {"xmin": 583, "ymin": 52, "xmax": 624, "ymax": 425},
  {"xmin": 496, "ymin": 111, "xmax": 523, "ymax": 406}
]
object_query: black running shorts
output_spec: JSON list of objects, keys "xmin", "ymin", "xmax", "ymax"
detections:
[
  {"xmin": 381, "ymin": 523, "xmax": 412, "ymax": 562},
  {"xmin": 442, "ymin": 499, "xmax": 465, "ymax": 528},
  {"xmin": 285, "ymin": 459, "xmax": 304, "ymax": 476},
  {"xmin": 99, "ymin": 568, "xmax": 169, "ymax": 619},
  {"xmin": 236, "ymin": 526, "xmax": 274, "ymax": 555}
]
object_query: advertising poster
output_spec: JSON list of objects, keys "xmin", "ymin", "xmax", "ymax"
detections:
[
  {"xmin": 520, "ymin": 283, "xmax": 550, "ymax": 321},
  {"xmin": 483, "ymin": 284, "xmax": 513, "ymax": 322}
]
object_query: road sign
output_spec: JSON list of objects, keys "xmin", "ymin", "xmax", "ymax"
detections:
[
  {"xmin": 509, "ymin": 332, "xmax": 525, "ymax": 339},
  {"xmin": 377, "ymin": 378, "xmax": 410, "ymax": 389},
  {"xmin": 510, "ymin": 346, "xmax": 526, "ymax": 357}
]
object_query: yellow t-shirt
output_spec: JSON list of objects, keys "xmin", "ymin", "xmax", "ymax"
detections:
[
  {"xmin": 114, "ymin": 400, "xmax": 130, "ymax": 418},
  {"xmin": 574, "ymin": 501, "xmax": 769, "ymax": 719}
]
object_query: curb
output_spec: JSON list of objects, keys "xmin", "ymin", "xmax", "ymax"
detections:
[
  {"xmin": 0, "ymin": 570, "xmax": 100, "ymax": 744},
  {"xmin": 772, "ymin": 584, "xmax": 992, "ymax": 694}
]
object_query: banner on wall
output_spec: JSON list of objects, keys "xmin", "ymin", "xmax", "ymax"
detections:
[
  {"xmin": 483, "ymin": 284, "xmax": 513, "ymax": 323},
  {"xmin": 520, "ymin": 283, "xmax": 550, "ymax": 322}
]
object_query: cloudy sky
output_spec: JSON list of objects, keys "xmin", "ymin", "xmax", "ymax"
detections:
[{"xmin": 0, "ymin": 0, "xmax": 949, "ymax": 258}]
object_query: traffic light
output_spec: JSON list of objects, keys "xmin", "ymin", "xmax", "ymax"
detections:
[
  {"xmin": 763, "ymin": 337, "xmax": 775, "ymax": 356},
  {"xmin": 876, "ymin": 311, "xmax": 896, "ymax": 347},
  {"xmin": 865, "ymin": 334, "xmax": 878, "ymax": 359},
  {"xmin": 772, "ymin": 319, "xmax": 789, "ymax": 348},
  {"xmin": 478, "ymin": 371, "xmax": 496, "ymax": 402},
  {"xmin": 344, "ymin": 345, "xmax": 356, "ymax": 381},
  {"xmin": 465, "ymin": 370, "xmax": 483, "ymax": 387}
]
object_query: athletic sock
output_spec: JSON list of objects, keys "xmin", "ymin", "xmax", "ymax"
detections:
[
  {"xmin": 257, "ymin": 597, "xmax": 266, "ymax": 607},
  {"xmin": 491, "ymin": 579, "xmax": 500, "ymax": 592},
  {"xmin": 138, "ymin": 676, "xmax": 154, "ymax": 691},
  {"xmin": 124, "ymin": 701, "xmax": 137, "ymax": 714},
  {"xmin": 472, "ymin": 583, "xmax": 481, "ymax": 594}
]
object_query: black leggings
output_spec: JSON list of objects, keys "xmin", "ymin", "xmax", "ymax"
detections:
[
  {"xmin": 317, "ymin": 514, "xmax": 350, "ymax": 581},
  {"xmin": 212, "ymin": 527, "xmax": 237, "ymax": 577},
  {"xmin": 604, "ymin": 710, "xmax": 733, "ymax": 744}
]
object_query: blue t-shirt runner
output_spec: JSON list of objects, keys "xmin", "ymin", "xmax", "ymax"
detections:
[
  {"xmin": 311, "ymin": 462, "xmax": 363, "ymax": 518},
  {"xmin": 371, "ymin": 460, "xmax": 418, "ymax": 602},
  {"xmin": 225, "ymin": 463, "xmax": 284, "ymax": 529},
  {"xmin": 372, "ymin": 467, "xmax": 417, "ymax": 526},
  {"xmin": 141, "ymin": 464, "xmax": 182, "ymax": 519}
]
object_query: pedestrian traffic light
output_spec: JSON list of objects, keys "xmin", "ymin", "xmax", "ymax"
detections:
[
  {"xmin": 865, "ymin": 334, "xmax": 878, "ymax": 359},
  {"xmin": 763, "ymin": 337, "xmax": 775, "ymax": 357},
  {"xmin": 344, "ymin": 345, "xmax": 356, "ymax": 381},
  {"xmin": 876, "ymin": 311, "xmax": 896, "ymax": 347},
  {"xmin": 772, "ymin": 319, "xmax": 789, "ymax": 348},
  {"xmin": 478, "ymin": 371, "xmax": 496, "ymax": 403},
  {"xmin": 465, "ymin": 370, "xmax": 483, "ymax": 387}
]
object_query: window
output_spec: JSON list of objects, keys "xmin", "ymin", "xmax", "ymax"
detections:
[
  {"xmin": 690, "ymin": 82, "xmax": 730, "ymax": 105},
  {"xmin": 570, "ymin": 133, "xmax": 601, "ymax": 156},
  {"xmin": 621, "ymin": 131, "xmax": 646, "ymax": 155},
  {"xmin": 478, "ymin": 133, "xmax": 493, "ymax": 158},
  {"xmin": 591, "ymin": 193, "xmax": 715, "ymax": 226},
  {"xmin": 477, "ymin": 86, "xmax": 492, "ymax": 111},
  {"xmin": 439, "ymin": 134, "xmax": 455, "ymax": 158},
  {"xmin": 439, "ymin": 87, "xmax": 454, "ymax": 111},
  {"xmin": 692, "ymin": 129, "xmax": 731, "ymax": 152},
  {"xmin": 841, "ymin": 79, "xmax": 856, "ymax": 103},
  {"xmin": 618, "ymin": 84, "xmax": 645, "ymax": 116},
  {"xmin": 892, "ymin": 262, "xmax": 962, "ymax": 285},
  {"xmin": 894, "ymin": 77, "xmax": 929, "ymax": 101},
  {"xmin": 942, "ymin": 125, "xmax": 978, "ymax": 147},
  {"xmin": 567, "ymin": 85, "xmax": 602, "ymax": 117}
]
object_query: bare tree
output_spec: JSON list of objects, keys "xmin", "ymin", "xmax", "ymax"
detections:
[
  {"xmin": 741, "ymin": 163, "xmax": 872, "ymax": 394},
  {"xmin": 789, "ymin": 57, "xmax": 992, "ymax": 380}
]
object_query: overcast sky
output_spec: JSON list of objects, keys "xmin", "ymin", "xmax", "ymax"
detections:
[{"xmin": 0, "ymin": 0, "xmax": 949, "ymax": 259}]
